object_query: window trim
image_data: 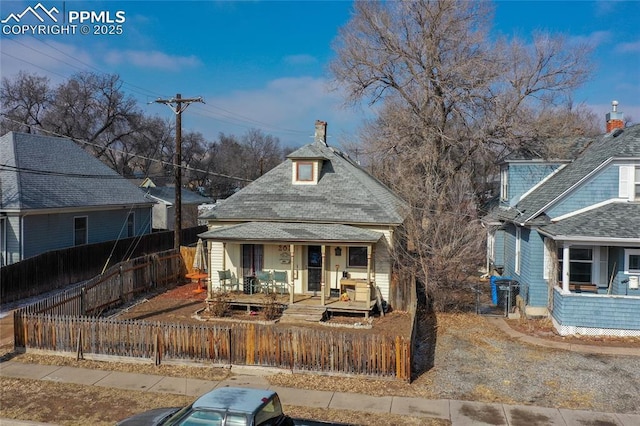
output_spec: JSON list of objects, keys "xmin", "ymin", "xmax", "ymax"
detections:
[
  {"xmin": 347, "ymin": 246, "xmax": 368, "ymax": 268},
  {"xmin": 74, "ymin": 216, "xmax": 88, "ymax": 246},
  {"xmin": 127, "ymin": 212, "xmax": 135, "ymax": 238},
  {"xmin": 296, "ymin": 162, "xmax": 314, "ymax": 182},
  {"xmin": 514, "ymin": 227, "xmax": 521, "ymax": 275},
  {"xmin": 625, "ymin": 249, "xmax": 640, "ymax": 274},
  {"xmin": 500, "ymin": 166, "xmax": 508, "ymax": 202},
  {"xmin": 635, "ymin": 166, "xmax": 640, "ymax": 201},
  {"xmin": 558, "ymin": 246, "xmax": 594, "ymax": 284}
]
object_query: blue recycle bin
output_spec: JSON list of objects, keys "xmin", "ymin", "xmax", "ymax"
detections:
[
  {"xmin": 490, "ymin": 276, "xmax": 512, "ymax": 305},
  {"xmin": 490, "ymin": 276, "xmax": 498, "ymax": 305}
]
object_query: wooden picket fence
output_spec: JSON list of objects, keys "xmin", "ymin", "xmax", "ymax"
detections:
[
  {"xmin": 13, "ymin": 249, "xmax": 417, "ymax": 381},
  {"xmin": 13, "ymin": 314, "xmax": 412, "ymax": 380}
]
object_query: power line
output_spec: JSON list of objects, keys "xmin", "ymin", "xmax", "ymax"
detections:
[
  {"xmin": 1, "ymin": 118, "xmax": 253, "ymax": 183},
  {"xmin": 152, "ymin": 94, "xmax": 205, "ymax": 249}
]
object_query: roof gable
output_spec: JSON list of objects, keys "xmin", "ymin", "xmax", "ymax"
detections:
[
  {"xmin": 202, "ymin": 140, "xmax": 407, "ymax": 225},
  {"xmin": 516, "ymin": 124, "xmax": 640, "ymax": 221},
  {"xmin": 1, "ymin": 131, "xmax": 152, "ymax": 211}
]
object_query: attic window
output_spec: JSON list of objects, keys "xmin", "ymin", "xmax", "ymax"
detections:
[{"xmin": 296, "ymin": 162, "xmax": 313, "ymax": 182}]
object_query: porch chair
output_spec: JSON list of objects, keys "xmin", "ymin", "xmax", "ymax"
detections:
[
  {"xmin": 255, "ymin": 270, "xmax": 273, "ymax": 294},
  {"xmin": 217, "ymin": 270, "xmax": 239, "ymax": 293},
  {"xmin": 272, "ymin": 271, "xmax": 288, "ymax": 295}
]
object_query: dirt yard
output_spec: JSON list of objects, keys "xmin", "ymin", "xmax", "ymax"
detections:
[{"xmin": 111, "ymin": 283, "xmax": 413, "ymax": 338}]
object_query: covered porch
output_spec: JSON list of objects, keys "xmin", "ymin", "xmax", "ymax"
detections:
[{"xmin": 198, "ymin": 222, "xmax": 384, "ymax": 316}]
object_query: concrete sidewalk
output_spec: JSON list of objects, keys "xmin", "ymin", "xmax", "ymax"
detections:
[{"xmin": 1, "ymin": 360, "xmax": 638, "ymax": 426}]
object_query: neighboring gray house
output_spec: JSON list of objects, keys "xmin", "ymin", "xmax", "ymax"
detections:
[
  {"xmin": 0, "ymin": 132, "xmax": 153, "ymax": 266},
  {"xmin": 199, "ymin": 121, "xmax": 407, "ymax": 306},
  {"xmin": 484, "ymin": 103, "xmax": 640, "ymax": 336},
  {"xmin": 140, "ymin": 180, "xmax": 213, "ymax": 230}
]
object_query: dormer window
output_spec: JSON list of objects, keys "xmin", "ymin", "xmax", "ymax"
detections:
[
  {"xmin": 296, "ymin": 162, "xmax": 314, "ymax": 182},
  {"xmin": 292, "ymin": 159, "xmax": 321, "ymax": 185}
]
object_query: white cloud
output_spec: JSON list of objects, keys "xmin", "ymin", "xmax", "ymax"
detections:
[
  {"xmin": 104, "ymin": 50, "xmax": 201, "ymax": 71},
  {"xmin": 191, "ymin": 76, "xmax": 372, "ymax": 148},
  {"xmin": 570, "ymin": 31, "xmax": 610, "ymax": 48},
  {"xmin": 0, "ymin": 38, "xmax": 94, "ymax": 83},
  {"xmin": 283, "ymin": 54, "xmax": 318, "ymax": 66},
  {"xmin": 616, "ymin": 40, "xmax": 640, "ymax": 53}
]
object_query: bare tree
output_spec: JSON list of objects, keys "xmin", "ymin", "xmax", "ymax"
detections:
[
  {"xmin": 240, "ymin": 128, "xmax": 283, "ymax": 179},
  {"xmin": 42, "ymin": 72, "xmax": 140, "ymax": 167},
  {"xmin": 331, "ymin": 0, "xmax": 594, "ymax": 309},
  {"xmin": 0, "ymin": 71, "xmax": 51, "ymax": 134}
]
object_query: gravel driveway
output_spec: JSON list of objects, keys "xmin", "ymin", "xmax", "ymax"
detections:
[{"xmin": 410, "ymin": 313, "xmax": 640, "ymax": 414}]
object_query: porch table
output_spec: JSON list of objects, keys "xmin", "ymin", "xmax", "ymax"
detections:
[{"xmin": 186, "ymin": 272, "xmax": 208, "ymax": 294}]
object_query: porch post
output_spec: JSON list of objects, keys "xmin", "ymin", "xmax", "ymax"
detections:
[
  {"xmin": 366, "ymin": 245, "xmax": 372, "ymax": 283},
  {"xmin": 320, "ymin": 245, "xmax": 326, "ymax": 306},
  {"xmin": 289, "ymin": 245, "xmax": 295, "ymax": 304},
  {"xmin": 562, "ymin": 244, "xmax": 570, "ymax": 292}
]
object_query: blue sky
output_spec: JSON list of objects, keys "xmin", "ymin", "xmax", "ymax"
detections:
[{"xmin": 1, "ymin": 1, "xmax": 639, "ymax": 149}]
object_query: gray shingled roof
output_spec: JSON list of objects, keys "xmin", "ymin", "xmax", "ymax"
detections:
[
  {"xmin": 540, "ymin": 203, "xmax": 640, "ymax": 241},
  {"xmin": 144, "ymin": 186, "xmax": 213, "ymax": 205},
  {"xmin": 517, "ymin": 124, "xmax": 640, "ymax": 222},
  {"xmin": 1, "ymin": 132, "xmax": 152, "ymax": 211},
  {"xmin": 199, "ymin": 221, "xmax": 384, "ymax": 243},
  {"xmin": 201, "ymin": 140, "xmax": 407, "ymax": 225}
]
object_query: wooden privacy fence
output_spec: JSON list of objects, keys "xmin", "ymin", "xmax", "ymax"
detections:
[
  {"xmin": 13, "ymin": 315, "xmax": 412, "ymax": 380},
  {"xmin": 1, "ymin": 226, "xmax": 206, "ymax": 303},
  {"xmin": 16, "ymin": 250, "xmax": 185, "ymax": 317}
]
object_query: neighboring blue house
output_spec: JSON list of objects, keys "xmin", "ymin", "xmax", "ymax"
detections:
[
  {"xmin": 484, "ymin": 103, "xmax": 640, "ymax": 336},
  {"xmin": 0, "ymin": 132, "xmax": 154, "ymax": 266}
]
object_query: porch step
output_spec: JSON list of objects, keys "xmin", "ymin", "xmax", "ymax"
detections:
[{"xmin": 279, "ymin": 304, "xmax": 327, "ymax": 323}]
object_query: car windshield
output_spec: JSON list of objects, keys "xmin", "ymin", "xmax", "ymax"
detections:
[{"xmin": 164, "ymin": 407, "xmax": 248, "ymax": 426}]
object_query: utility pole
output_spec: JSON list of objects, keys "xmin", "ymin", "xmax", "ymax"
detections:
[{"xmin": 153, "ymin": 94, "xmax": 204, "ymax": 249}]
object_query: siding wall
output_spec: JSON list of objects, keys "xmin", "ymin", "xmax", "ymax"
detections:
[
  {"xmin": 523, "ymin": 230, "xmax": 548, "ymax": 307},
  {"xmin": 552, "ymin": 287, "xmax": 640, "ymax": 336},
  {"xmin": 499, "ymin": 224, "xmax": 549, "ymax": 308},
  {"xmin": 548, "ymin": 166, "xmax": 619, "ymax": 218},
  {"xmin": 21, "ymin": 208, "xmax": 151, "ymax": 260},
  {"xmin": 507, "ymin": 163, "xmax": 562, "ymax": 205}
]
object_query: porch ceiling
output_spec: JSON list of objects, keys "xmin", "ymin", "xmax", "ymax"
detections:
[{"xmin": 198, "ymin": 221, "xmax": 383, "ymax": 244}]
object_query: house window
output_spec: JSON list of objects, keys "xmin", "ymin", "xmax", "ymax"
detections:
[
  {"xmin": 127, "ymin": 212, "xmax": 135, "ymax": 238},
  {"xmin": 296, "ymin": 162, "xmax": 313, "ymax": 182},
  {"xmin": 558, "ymin": 247, "xmax": 593, "ymax": 283},
  {"xmin": 635, "ymin": 167, "xmax": 640, "ymax": 200},
  {"xmin": 625, "ymin": 249, "xmax": 640, "ymax": 274},
  {"xmin": 514, "ymin": 227, "xmax": 521, "ymax": 275},
  {"xmin": 74, "ymin": 216, "xmax": 88, "ymax": 246},
  {"xmin": 348, "ymin": 246, "xmax": 368, "ymax": 268},
  {"xmin": 500, "ymin": 166, "xmax": 508, "ymax": 201}
]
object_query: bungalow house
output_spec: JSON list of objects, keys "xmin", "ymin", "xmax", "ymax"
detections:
[
  {"xmin": 484, "ymin": 102, "xmax": 640, "ymax": 336},
  {"xmin": 139, "ymin": 179, "xmax": 214, "ymax": 231},
  {"xmin": 0, "ymin": 131, "xmax": 153, "ymax": 266},
  {"xmin": 199, "ymin": 121, "xmax": 407, "ymax": 308}
]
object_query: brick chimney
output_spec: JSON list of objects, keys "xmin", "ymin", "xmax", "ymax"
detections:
[
  {"xmin": 314, "ymin": 120, "xmax": 327, "ymax": 145},
  {"xmin": 606, "ymin": 100, "xmax": 624, "ymax": 133}
]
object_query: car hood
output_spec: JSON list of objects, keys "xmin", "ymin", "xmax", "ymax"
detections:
[{"xmin": 116, "ymin": 407, "xmax": 180, "ymax": 425}]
